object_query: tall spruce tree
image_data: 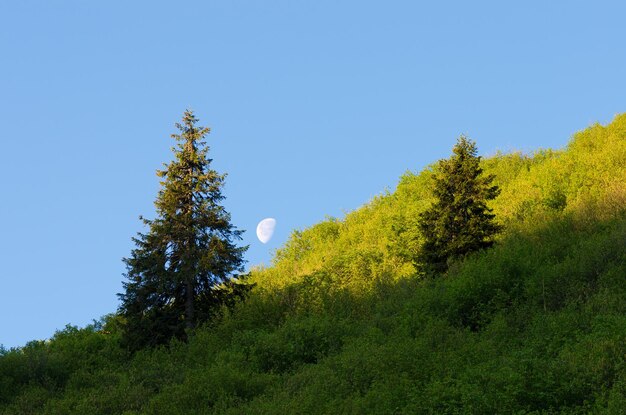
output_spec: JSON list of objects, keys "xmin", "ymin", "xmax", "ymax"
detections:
[
  {"xmin": 119, "ymin": 110, "xmax": 248, "ymax": 350},
  {"xmin": 417, "ymin": 136, "xmax": 502, "ymax": 274}
]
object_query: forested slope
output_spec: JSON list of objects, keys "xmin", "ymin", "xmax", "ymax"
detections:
[{"xmin": 1, "ymin": 115, "xmax": 625, "ymax": 414}]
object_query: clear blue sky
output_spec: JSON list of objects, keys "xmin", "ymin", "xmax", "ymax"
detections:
[{"xmin": 1, "ymin": 1, "xmax": 625, "ymax": 348}]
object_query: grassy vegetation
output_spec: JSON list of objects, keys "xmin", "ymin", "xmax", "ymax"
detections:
[{"xmin": 1, "ymin": 115, "xmax": 625, "ymax": 414}]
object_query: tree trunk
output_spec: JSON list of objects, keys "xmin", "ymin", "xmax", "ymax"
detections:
[
  {"xmin": 185, "ymin": 138, "xmax": 196, "ymax": 331},
  {"xmin": 185, "ymin": 278, "xmax": 195, "ymax": 330}
]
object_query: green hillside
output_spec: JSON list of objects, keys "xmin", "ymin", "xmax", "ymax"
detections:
[{"xmin": 2, "ymin": 115, "xmax": 625, "ymax": 414}]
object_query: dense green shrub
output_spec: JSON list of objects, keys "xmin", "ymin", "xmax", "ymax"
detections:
[{"xmin": 2, "ymin": 115, "xmax": 626, "ymax": 414}]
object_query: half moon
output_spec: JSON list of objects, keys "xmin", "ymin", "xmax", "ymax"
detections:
[{"xmin": 256, "ymin": 218, "xmax": 276, "ymax": 244}]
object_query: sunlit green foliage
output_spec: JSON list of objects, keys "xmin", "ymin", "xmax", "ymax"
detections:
[{"xmin": 2, "ymin": 114, "xmax": 626, "ymax": 414}]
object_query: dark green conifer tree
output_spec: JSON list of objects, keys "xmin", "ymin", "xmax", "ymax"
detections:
[
  {"xmin": 119, "ymin": 110, "xmax": 248, "ymax": 350},
  {"xmin": 418, "ymin": 136, "xmax": 502, "ymax": 274}
]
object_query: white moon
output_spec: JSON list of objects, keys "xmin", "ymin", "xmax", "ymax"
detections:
[{"xmin": 256, "ymin": 218, "xmax": 276, "ymax": 244}]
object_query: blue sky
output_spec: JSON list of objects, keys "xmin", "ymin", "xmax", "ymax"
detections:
[{"xmin": 1, "ymin": 1, "xmax": 625, "ymax": 348}]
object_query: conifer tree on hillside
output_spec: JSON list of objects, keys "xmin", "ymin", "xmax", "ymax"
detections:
[
  {"xmin": 418, "ymin": 136, "xmax": 502, "ymax": 274},
  {"xmin": 119, "ymin": 110, "xmax": 248, "ymax": 350}
]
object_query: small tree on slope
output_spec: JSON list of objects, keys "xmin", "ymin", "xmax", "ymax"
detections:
[
  {"xmin": 418, "ymin": 136, "xmax": 502, "ymax": 274},
  {"xmin": 119, "ymin": 110, "xmax": 248, "ymax": 350}
]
